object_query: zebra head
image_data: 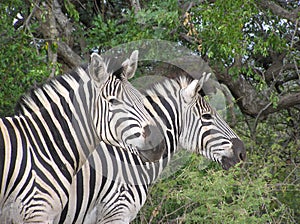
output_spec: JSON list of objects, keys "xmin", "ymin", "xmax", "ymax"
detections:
[
  {"xmin": 89, "ymin": 51, "xmax": 165, "ymax": 162},
  {"xmin": 179, "ymin": 73, "xmax": 246, "ymax": 170}
]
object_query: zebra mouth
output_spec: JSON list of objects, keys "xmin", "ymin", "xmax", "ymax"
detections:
[
  {"xmin": 137, "ymin": 139, "xmax": 166, "ymax": 163},
  {"xmin": 221, "ymin": 156, "xmax": 242, "ymax": 170},
  {"xmin": 221, "ymin": 154, "xmax": 245, "ymax": 170}
]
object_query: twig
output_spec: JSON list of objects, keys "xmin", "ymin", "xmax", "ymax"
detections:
[
  {"xmin": 164, "ymin": 202, "xmax": 197, "ymax": 218},
  {"xmin": 24, "ymin": 0, "xmax": 41, "ymax": 55},
  {"xmin": 148, "ymin": 194, "xmax": 167, "ymax": 224},
  {"xmin": 219, "ymin": 84, "xmax": 237, "ymax": 127},
  {"xmin": 253, "ymin": 101, "xmax": 273, "ymax": 133}
]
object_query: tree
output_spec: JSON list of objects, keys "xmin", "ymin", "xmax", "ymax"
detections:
[
  {"xmin": 0, "ymin": 0, "xmax": 299, "ymax": 222},
  {"xmin": 3, "ymin": 0, "xmax": 299, "ymax": 119}
]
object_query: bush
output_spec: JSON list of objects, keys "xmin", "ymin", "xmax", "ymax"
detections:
[{"xmin": 133, "ymin": 115, "xmax": 299, "ymax": 224}]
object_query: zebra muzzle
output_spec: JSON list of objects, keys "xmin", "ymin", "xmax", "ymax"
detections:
[
  {"xmin": 138, "ymin": 137, "xmax": 166, "ymax": 163},
  {"xmin": 221, "ymin": 138, "xmax": 246, "ymax": 170}
]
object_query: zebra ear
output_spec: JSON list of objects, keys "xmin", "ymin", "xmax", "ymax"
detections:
[
  {"xmin": 89, "ymin": 53, "xmax": 108, "ymax": 85},
  {"xmin": 121, "ymin": 50, "xmax": 139, "ymax": 80},
  {"xmin": 182, "ymin": 80, "xmax": 199, "ymax": 103},
  {"xmin": 198, "ymin": 72, "xmax": 211, "ymax": 90},
  {"xmin": 182, "ymin": 72, "xmax": 211, "ymax": 102}
]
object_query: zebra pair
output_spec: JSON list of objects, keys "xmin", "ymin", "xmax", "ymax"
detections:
[
  {"xmin": 0, "ymin": 51, "xmax": 164, "ymax": 223},
  {"xmin": 56, "ymin": 65, "xmax": 246, "ymax": 222}
]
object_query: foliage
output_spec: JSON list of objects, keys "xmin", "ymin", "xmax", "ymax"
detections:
[
  {"xmin": 0, "ymin": 0, "xmax": 50, "ymax": 116},
  {"xmin": 86, "ymin": 0, "xmax": 180, "ymax": 52},
  {"xmin": 191, "ymin": 0, "xmax": 287, "ymax": 63}
]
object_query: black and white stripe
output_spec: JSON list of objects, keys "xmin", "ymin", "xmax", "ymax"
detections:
[
  {"xmin": 0, "ymin": 51, "xmax": 161, "ymax": 223},
  {"xmin": 57, "ymin": 73, "xmax": 246, "ymax": 223}
]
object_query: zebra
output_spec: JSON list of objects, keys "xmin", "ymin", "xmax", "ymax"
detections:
[
  {"xmin": 56, "ymin": 72, "xmax": 246, "ymax": 223},
  {"xmin": 0, "ymin": 51, "xmax": 164, "ymax": 223}
]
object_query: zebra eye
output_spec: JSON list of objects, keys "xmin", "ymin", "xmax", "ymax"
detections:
[
  {"xmin": 202, "ymin": 113, "xmax": 212, "ymax": 119},
  {"xmin": 108, "ymin": 98, "xmax": 122, "ymax": 105},
  {"xmin": 108, "ymin": 98, "xmax": 115, "ymax": 103}
]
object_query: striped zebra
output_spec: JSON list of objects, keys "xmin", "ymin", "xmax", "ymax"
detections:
[
  {"xmin": 0, "ymin": 51, "xmax": 164, "ymax": 223},
  {"xmin": 56, "ymin": 72, "xmax": 246, "ymax": 223}
]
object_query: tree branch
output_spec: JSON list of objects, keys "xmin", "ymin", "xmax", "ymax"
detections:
[
  {"xmin": 34, "ymin": 0, "xmax": 83, "ymax": 72},
  {"xmin": 214, "ymin": 66, "xmax": 300, "ymax": 118},
  {"xmin": 258, "ymin": 0, "xmax": 299, "ymax": 23},
  {"xmin": 214, "ymin": 68, "xmax": 265, "ymax": 117},
  {"xmin": 129, "ymin": 0, "xmax": 141, "ymax": 14},
  {"xmin": 261, "ymin": 92, "xmax": 300, "ymax": 116},
  {"xmin": 47, "ymin": 1, "xmax": 58, "ymax": 78},
  {"xmin": 34, "ymin": 1, "xmax": 58, "ymax": 77},
  {"xmin": 264, "ymin": 52, "xmax": 286, "ymax": 84},
  {"xmin": 53, "ymin": 0, "xmax": 73, "ymax": 45},
  {"xmin": 57, "ymin": 41, "xmax": 83, "ymax": 69}
]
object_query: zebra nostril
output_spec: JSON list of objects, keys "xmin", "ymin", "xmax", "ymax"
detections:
[
  {"xmin": 143, "ymin": 125, "xmax": 151, "ymax": 138},
  {"xmin": 221, "ymin": 141, "xmax": 229, "ymax": 145},
  {"xmin": 231, "ymin": 138, "xmax": 246, "ymax": 161},
  {"xmin": 134, "ymin": 133, "xmax": 141, "ymax": 138},
  {"xmin": 239, "ymin": 151, "xmax": 246, "ymax": 161}
]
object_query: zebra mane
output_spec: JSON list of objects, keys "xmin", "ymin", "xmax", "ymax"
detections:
[
  {"xmin": 143, "ymin": 75, "xmax": 194, "ymax": 96},
  {"xmin": 14, "ymin": 65, "xmax": 89, "ymax": 114},
  {"xmin": 104, "ymin": 56, "xmax": 128, "ymax": 81},
  {"xmin": 14, "ymin": 58, "xmax": 130, "ymax": 115}
]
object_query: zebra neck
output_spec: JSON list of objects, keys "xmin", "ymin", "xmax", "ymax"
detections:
[
  {"xmin": 15, "ymin": 71, "xmax": 99, "ymax": 172},
  {"xmin": 147, "ymin": 100, "xmax": 181, "ymax": 171}
]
